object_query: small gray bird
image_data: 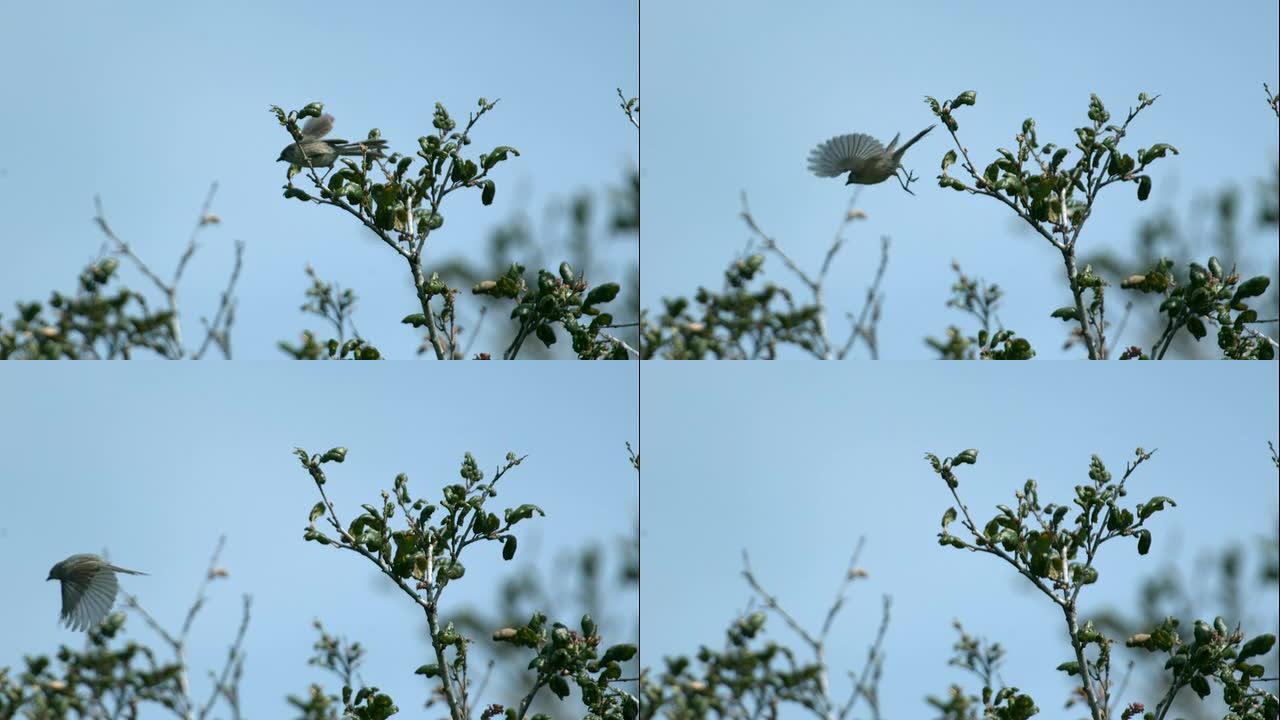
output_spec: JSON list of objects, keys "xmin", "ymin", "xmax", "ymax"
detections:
[
  {"xmin": 808, "ymin": 125, "xmax": 935, "ymax": 186},
  {"xmin": 47, "ymin": 554, "xmax": 147, "ymax": 631},
  {"xmin": 277, "ymin": 113, "xmax": 388, "ymax": 168}
]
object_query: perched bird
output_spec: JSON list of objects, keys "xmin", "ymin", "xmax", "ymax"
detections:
[
  {"xmin": 47, "ymin": 554, "xmax": 147, "ymax": 631},
  {"xmin": 277, "ymin": 113, "xmax": 388, "ymax": 168},
  {"xmin": 807, "ymin": 125, "xmax": 935, "ymax": 187}
]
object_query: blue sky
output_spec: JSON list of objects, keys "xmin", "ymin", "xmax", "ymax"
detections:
[
  {"xmin": 0, "ymin": 1, "xmax": 638, "ymax": 359},
  {"xmin": 641, "ymin": 362, "xmax": 1279, "ymax": 715},
  {"xmin": 0, "ymin": 363, "xmax": 638, "ymax": 715},
  {"xmin": 640, "ymin": 0, "xmax": 1280, "ymax": 358}
]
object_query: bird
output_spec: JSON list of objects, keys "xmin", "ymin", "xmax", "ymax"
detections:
[
  {"xmin": 46, "ymin": 554, "xmax": 147, "ymax": 631},
  {"xmin": 277, "ymin": 113, "xmax": 388, "ymax": 168},
  {"xmin": 807, "ymin": 125, "xmax": 935, "ymax": 188}
]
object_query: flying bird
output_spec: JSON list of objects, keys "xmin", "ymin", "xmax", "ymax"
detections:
[
  {"xmin": 808, "ymin": 125, "xmax": 935, "ymax": 193},
  {"xmin": 47, "ymin": 554, "xmax": 147, "ymax": 631}
]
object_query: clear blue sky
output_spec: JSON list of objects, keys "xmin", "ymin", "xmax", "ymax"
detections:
[
  {"xmin": 0, "ymin": 1, "xmax": 638, "ymax": 359},
  {"xmin": 640, "ymin": 0, "xmax": 1280, "ymax": 358},
  {"xmin": 640, "ymin": 362, "xmax": 1279, "ymax": 715},
  {"xmin": 0, "ymin": 363, "xmax": 638, "ymax": 715}
]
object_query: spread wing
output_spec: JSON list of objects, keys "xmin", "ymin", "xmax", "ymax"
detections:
[
  {"xmin": 301, "ymin": 113, "xmax": 335, "ymax": 140},
  {"xmin": 60, "ymin": 565, "xmax": 119, "ymax": 631},
  {"xmin": 807, "ymin": 133, "xmax": 886, "ymax": 177}
]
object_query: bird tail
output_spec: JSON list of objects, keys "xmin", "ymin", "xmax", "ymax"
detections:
[
  {"xmin": 337, "ymin": 139, "xmax": 389, "ymax": 158},
  {"xmin": 894, "ymin": 124, "xmax": 935, "ymax": 157},
  {"xmin": 109, "ymin": 565, "xmax": 148, "ymax": 575}
]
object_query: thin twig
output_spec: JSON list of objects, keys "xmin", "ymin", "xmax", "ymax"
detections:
[
  {"xmin": 617, "ymin": 89, "xmax": 640, "ymax": 129},
  {"xmin": 193, "ymin": 239, "xmax": 244, "ymax": 360},
  {"xmin": 197, "ymin": 594, "xmax": 251, "ymax": 720}
]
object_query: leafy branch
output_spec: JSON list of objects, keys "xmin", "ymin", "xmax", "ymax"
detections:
[
  {"xmin": 642, "ymin": 541, "xmax": 889, "ymax": 720},
  {"xmin": 1, "ymin": 185, "xmax": 243, "ymax": 359},
  {"xmin": 925, "ymin": 261, "xmax": 1035, "ymax": 359},
  {"xmin": 0, "ymin": 538, "xmax": 250, "ymax": 720},
  {"xmin": 294, "ymin": 446, "xmax": 636, "ymax": 720},
  {"xmin": 272, "ymin": 100, "xmax": 518, "ymax": 360},
  {"xmin": 929, "ymin": 90, "xmax": 1178, "ymax": 358},
  {"xmin": 278, "ymin": 265, "xmax": 382, "ymax": 360},
  {"xmin": 642, "ymin": 195, "xmax": 888, "ymax": 359},
  {"xmin": 924, "ymin": 447, "xmax": 1277, "ymax": 718}
]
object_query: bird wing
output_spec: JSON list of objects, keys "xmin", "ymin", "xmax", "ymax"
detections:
[
  {"xmin": 61, "ymin": 565, "xmax": 119, "ymax": 631},
  {"xmin": 301, "ymin": 113, "xmax": 335, "ymax": 139},
  {"xmin": 807, "ymin": 134, "xmax": 886, "ymax": 177}
]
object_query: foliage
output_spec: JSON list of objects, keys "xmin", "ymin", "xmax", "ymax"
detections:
[
  {"xmin": 642, "ymin": 197, "xmax": 887, "ymax": 359},
  {"xmin": 278, "ymin": 265, "xmax": 382, "ymax": 360},
  {"xmin": 1, "ymin": 186, "xmax": 241, "ymax": 360},
  {"xmin": 0, "ymin": 539, "xmax": 251, "ymax": 719},
  {"xmin": 924, "ymin": 447, "xmax": 1278, "ymax": 718},
  {"xmin": 451, "ymin": 445, "xmax": 640, "ymax": 718},
  {"xmin": 470, "ymin": 263, "xmax": 628, "ymax": 359},
  {"xmin": 271, "ymin": 99, "xmax": 632, "ymax": 360},
  {"xmin": 641, "ymin": 542, "xmax": 889, "ymax": 720},
  {"xmin": 1082, "ymin": 146, "xmax": 1279, "ymax": 359},
  {"xmin": 1118, "ymin": 257, "xmax": 1273, "ymax": 359},
  {"xmin": 293, "ymin": 446, "xmax": 639, "ymax": 720},
  {"xmin": 644, "ymin": 86, "xmax": 1275, "ymax": 360},
  {"xmin": 929, "ymin": 89, "xmax": 1275, "ymax": 359},
  {"xmin": 434, "ymin": 167, "xmax": 640, "ymax": 359},
  {"xmin": 925, "ymin": 261, "xmax": 1034, "ymax": 359},
  {"xmin": 1086, "ymin": 442, "xmax": 1280, "ymax": 718}
]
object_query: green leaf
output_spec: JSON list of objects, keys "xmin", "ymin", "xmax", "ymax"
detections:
[
  {"xmin": 414, "ymin": 664, "xmax": 439, "ymax": 677},
  {"xmin": 1234, "ymin": 275, "xmax": 1271, "ymax": 300},
  {"xmin": 941, "ymin": 149, "xmax": 957, "ymax": 172},
  {"xmin": 1050, "ymin": 306, "xmax": 1079, "ymax": 321},
  {"xmin": 1185, "ymin": 315, "xmax": 1206, "ymax": 340},
  {"xmin": 481, "ymin": 145, "xmax": 520, "ymax": 170},
  {"xmin": 535, "ymin": 324, "xmax": 556, "ymax": 348},
  {"xmin": 1189, "ymin": 674, "xmax": 1210, "ymax": 698},
  {"xmin": 1139, "ymin": 143, "xmax": 1178, "ymax": 164},
  {"xmin": 504, "ymin": 504, "xmax": 545, "ymax": 525},
  {"xmin": 585, "ymin": 283, "xmax": 621, "ymax": 306},
  {"xmin": 321, "ymin": 447, "xmax": 348, "ymax": 464},
  {"xmin": 1070, "ymin": 563, "xmax": 1098, "ymax": 585},
  {"xmin": 502, "ymin": 535, "xmax": 518, "ymax": 561},
  {"xmin": 941, "ymin": 507, "xmax": 957, "ymax": 529},
  {"xmin": 1239, "ymin": 633, "xmax": 1275, "ymax": 660},
  {"xmin": 953, "ymin": 449, "xmax": 979, "ymax": 465},
  {"xmin": 603, "ymin": 643, "xmax": 638, "ymax": 663},
  {"xmin": 481, "ymin": 180, "xmax": 496, "ymax": 206},
  {"xmin": 1136, "ymin": 175, "xmax": 1152, "ymax": 201},
  {"xmin": 1193, "ymin": 619, "xmax": 1213, "ymax": 644},
  {"xmin": 1135, "ymin": 529, "xmax": 1151, "ymax": 555},
  {"xmin": 952, "ymin": 91, "xmax": 977, "ymax": 107},
  {"xmin": 1137, "ymin": 496, "xmax": 1176, "ymax": 519}
]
